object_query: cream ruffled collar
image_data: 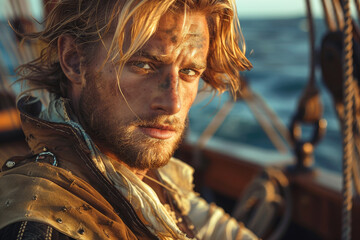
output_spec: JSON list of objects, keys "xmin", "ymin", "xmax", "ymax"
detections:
[{"xmin": 40, "ymin": 96, "xmax": 195, "ymax": 240}]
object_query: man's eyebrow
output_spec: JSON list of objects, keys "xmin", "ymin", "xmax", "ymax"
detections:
[
  {"xmin": 133, "ymin": 51, "xmax": 207, "ymax": 70},
  {"xmin": 133, "ymin": 51, "xmax": 168, "ymax": 63},
  {"xmin": 184, "ymin": 62, "xmax": 207, "ymax": 70}
]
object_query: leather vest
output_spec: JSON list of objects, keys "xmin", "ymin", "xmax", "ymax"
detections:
[{"xmin": 0, "ymin": 97, "xmax": 158, "ymax": 239}]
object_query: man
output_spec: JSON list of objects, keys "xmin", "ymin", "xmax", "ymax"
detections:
[{"xmin": 0, "ymin": 0, "xmax": 254, "ymax": 239}]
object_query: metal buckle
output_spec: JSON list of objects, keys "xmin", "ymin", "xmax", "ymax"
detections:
[{"xmin": 35, "ymin": 151, "xmax": 58, "ymax": 167}]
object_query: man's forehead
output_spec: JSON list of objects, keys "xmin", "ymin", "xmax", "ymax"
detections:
[
  {"xmin": 134, "ymin": 13, "xmax": 209, "ymax": 66},
  {"xmin": 156, "ymin": 12, "xmax": 208, "ymax": 37},
  {"xmin": 107, "ymin": 11, "xmax": 209, "ymax": 60},
  {"xmin": 150, "ymin": 13, "xmax": 208, "ymax": 49}
]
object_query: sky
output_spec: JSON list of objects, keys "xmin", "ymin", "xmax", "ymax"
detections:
[
  {"xmin": 238, "ymin": 0, "xmax": 359, "ymax": 19},
  {"xmin": 237, "ymin": 0, "xmax": 328, "ymax": 19},
  {"xmin": 0, "ymin": 0, "xmax": 357, "ymax": 20}
]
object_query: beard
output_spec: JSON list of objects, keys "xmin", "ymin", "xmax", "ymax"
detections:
[{"xmin": 77, "ymin": 77, "xmax": 187, "ymax": 170}]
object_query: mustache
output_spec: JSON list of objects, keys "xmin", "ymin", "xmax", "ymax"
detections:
[{"xmin": 132, "ymin": 115, "xmax": 186, "ymax": 129}]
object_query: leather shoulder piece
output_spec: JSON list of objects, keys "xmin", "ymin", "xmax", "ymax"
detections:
[
  {"xmin": 0, "ymin": 221, "xmax": 73, "ymax": 240},
  {"xmin": 2, "ymin": 150, "xmax": 60, "ymax": 172},
  {"xmin": 0, "ymin": 163, "xmax": 143, "ymax": 240},
  {"xmin": 1, "ymin": 154, "xmax": 36, "ymax": 172}
]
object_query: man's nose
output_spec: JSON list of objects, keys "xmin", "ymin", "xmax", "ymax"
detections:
[{"xmin": 150, "ymin": 69, "xmax": 181, "ymax": 114}]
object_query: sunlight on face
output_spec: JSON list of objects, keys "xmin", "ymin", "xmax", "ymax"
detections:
[{"xmin": 78, "ymin": 11, "xmax": 210, "ymax": 170}]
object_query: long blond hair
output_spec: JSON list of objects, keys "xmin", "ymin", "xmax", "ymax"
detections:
[{"xmin": 17, "ymin": 0, "xmax": 252, "ymax": 98}]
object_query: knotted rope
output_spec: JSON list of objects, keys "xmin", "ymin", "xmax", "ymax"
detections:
[{"xmin": 341, "ymin": 0, "xmax": 354, "ymax": 239}]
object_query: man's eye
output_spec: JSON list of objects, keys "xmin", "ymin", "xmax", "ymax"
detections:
[
  {"xmin": 134, "ymin": 62, "xmax": 151, "ymax": 70},
  {"xmin": 180, "ymin": 69, "xmax": 197, "ymax": 76}
]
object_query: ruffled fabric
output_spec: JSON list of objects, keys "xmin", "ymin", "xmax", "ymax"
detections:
[{"xmin": 39, "ymin": 96, "xmax": 193, "ymax": 240}]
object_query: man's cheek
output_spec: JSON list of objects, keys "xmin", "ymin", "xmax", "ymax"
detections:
[{"xmin": 185, "ymin": 86, "xmax": 199, "ymax": 107}]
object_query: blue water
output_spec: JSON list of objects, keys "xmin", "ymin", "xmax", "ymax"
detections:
[{"xmin": 188, "ymin": 17, "xmax": 343, "ymax": 173}]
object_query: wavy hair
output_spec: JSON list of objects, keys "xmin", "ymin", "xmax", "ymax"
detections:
[{"xmin": 17, "ymin": 0, "xmax": 252, "ymax": 99}]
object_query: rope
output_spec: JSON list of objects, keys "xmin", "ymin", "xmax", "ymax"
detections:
[
  {"xmin": 322, "ymin": 0, "xmax": 338, "ymax": 31},
  {"xmin": 354, "ymin": 0, "xmax": 360, "ymax": 25},
  {"xmin": 192, "ymin": 100, "xmax": 233, "ymax": 170},
  {"xmin": 252, "ymin": 91, "xmax": 292, "ymax": 147},
  {"xmin": 243, "ymin": 90, "xmax": 290, "ymax": 154},
  {"xmin": 341, "ymin": 0, "xmax": 354, "ymax": 239},
  {"xmin": 334, "ymin": 0, "xmax": 346, "ymax": 30},
  {"xmin": 351, "ymin": 80, "xmax": 360, "ymax": 196},
  {"xmin": 232, "ymin": 168, "xmax": 291, "ymax": 240},
  {"xmin": 193, "ymin": 87, "xmax": 293, "ymax": 169},
  {"xmin": 196, "ymin": 101, "xmax": 234, "ymax": 149},
  {"xmin": 292, "ymin": 0, "xmax": 324, "ymax": 126},
  {"xmin": 353, "ymin": 133, "xmax": 360, "ymax": 194},
  {"xmin": 337, "ymin": 81, "xmax": 360, "ymax": 196},
  {"xmin": 306, "ymin": 0, "xmax": 316, "ymax": 87}
]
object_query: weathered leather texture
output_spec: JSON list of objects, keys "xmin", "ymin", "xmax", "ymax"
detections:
[
  {"xmin": 0, "ymin": 98, "xmax": 158, "ymax": 239},
  {"xmin": 0, "ymin": 221, "xmax": 74, "ymax": 240}
]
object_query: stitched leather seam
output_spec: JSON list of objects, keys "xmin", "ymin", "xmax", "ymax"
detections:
[
  {"xmin": 73, "ymin": 147, "xmax": 158, "ymax": 239},
  {"xmin": 21, "ymin": 111, "xmax": 158, "ymax": 239},
  {"xmin": 45, "ymin": 225, "xmax": 53, "ymax": 240},
  {"xmin": 16, "ymin": 221, "xmax": 27, "ymax": 240},
  {"xmin": 22, "ymin": 113, "xmax": 68, "ymax": 135},
  {"xmin": 22, "ymin": 113, "xmax": 90, "ymax": 153}
]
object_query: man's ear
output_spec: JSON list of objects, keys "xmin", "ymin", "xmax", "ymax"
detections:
[{"xmin": 58, "ymin": 35, "xmax": 82, "ymax": 86}]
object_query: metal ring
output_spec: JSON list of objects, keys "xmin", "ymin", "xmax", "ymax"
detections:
[
  {"xmin": 290, "ymin": 118, "xmax": 327, "ymax": 146},
  {"xmin": 35, "ymin": 151, "xmax": 58, "ymax": 166}
]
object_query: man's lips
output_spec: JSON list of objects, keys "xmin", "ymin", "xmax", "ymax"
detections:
[{"xmin": 139, "ymin": 125, "xmax": 176, "ymax": 139}]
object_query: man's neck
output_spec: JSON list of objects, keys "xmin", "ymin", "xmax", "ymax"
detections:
[
  {"xmin": 102, "ymin": 150, "xmax": 149, "ymax": 180},
  {"xmin": 125, "ymin": 165, "xmax": 149, "ymax": 180}
]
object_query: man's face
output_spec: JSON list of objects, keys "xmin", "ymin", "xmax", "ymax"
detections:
[{"xmin": 78, "ymin": 11, "xmax": 209, "ymax": 170}]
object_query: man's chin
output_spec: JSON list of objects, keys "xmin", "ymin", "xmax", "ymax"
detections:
[
  {"xmin": 91, "ymin": 125, "xmax": 185, "ymax": 170},
  {"xmin": 107, "ymin": 138, "xmax": 179, "ymax": 170},
  {"xmin": 122, "ymin": 147, "xmax": 173, "ymax": 170}
]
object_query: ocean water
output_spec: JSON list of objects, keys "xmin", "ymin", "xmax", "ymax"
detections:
[{"xmin": 188, "ymin": 17, "xmax": 343, "ymax": 173}]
